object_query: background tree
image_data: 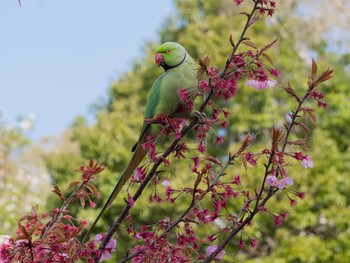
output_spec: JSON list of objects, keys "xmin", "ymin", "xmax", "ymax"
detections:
[{"xmin": 0, "ymin": 114, "xmax": 51, "ymax": 235}]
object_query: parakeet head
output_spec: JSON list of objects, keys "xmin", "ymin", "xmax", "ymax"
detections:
[{"xmin": 155, "ymin": 42, "xmax": 187, "ymax": 71}]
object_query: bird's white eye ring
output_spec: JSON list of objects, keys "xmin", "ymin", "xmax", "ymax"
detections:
[{"xmin": 167, "ymin": 49, "xmax": 172, "ymax": 54}]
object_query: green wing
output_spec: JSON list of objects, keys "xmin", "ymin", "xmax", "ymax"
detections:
[{"xmin": 132, "ymin": 75, "xmax": 164, "ymax": 151}]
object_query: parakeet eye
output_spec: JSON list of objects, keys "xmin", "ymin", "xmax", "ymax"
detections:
[{"xmin": 166, "ymin": 49, "xmax": 172, "ymax": 54}]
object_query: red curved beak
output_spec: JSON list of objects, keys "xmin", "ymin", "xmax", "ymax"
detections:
[{"xmin": 155, "ymin": 53, "xmax": 163, "ymax": 66}]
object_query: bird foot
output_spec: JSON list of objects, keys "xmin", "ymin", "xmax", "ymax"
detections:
[{"xmin": 193, "ymin": 111, "xmax": 206, "ymax": 124}]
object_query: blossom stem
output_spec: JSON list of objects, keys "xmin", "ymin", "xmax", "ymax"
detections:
[
  {"xmin": 220, "ymin": 0, "xmax": 258, "ymax": 78},
  {"xmin": 41, "ymin": 181, "xmax": 87, "ymax": 238},
  {"xmin": 281, "ymin": 91, "xmax": 311, "ymax": 152}
]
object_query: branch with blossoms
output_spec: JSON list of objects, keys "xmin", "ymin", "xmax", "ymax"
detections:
[
  {"xmin": 203, "ymin": 59, "xmax": 333, "ymax": 261},
  {"xmin": 93, "ymin": 0, "xmax": 268, "ymax": 259},
  {"xmin": 111, "ymin": 55, "xmax": 332, "ymax": 262},
  {"xmin": 0, "ymin": 160, "xmax": 117, "ymax": 262},
  {"xmin": 91, "ymin": 1, "xmax": 333, "ymax": 262},
  {"xmin": 117, "ymin": 133, "xmax": 254, "ymax": 263}
]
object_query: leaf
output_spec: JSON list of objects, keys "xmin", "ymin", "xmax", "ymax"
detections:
[
  {"xmin": 198, "ymin": 55, "xmax": 210, "ymax": 68},
  {"xmin": 284, "ymin": 83, "xmax": 300, "ymax": 102},
  {"xmin": 203, "ymin": 155, "xmax": 223, "ymax": 166},
  {"xmin": 196, "ymin": 69, "xmax": 205, "ymax": 80},
  {"xmin": 19, "ymin": 225, "xmax": 30, "ymax": 240},
  {"xmin": 52, "ymin": 184, "xmax": 65, "ymax": 201},
  {"xmin": 242, "ymin": 40, "xmax": 257, "ymax": 49},
  {"xmin": 248, "ymin": 16, "xmax": 259, "ymax": 27},
  {"xmin": 297, "ymin": 122, "xmax": 311, "ymax": 132},
  {"xmin": 71, "ymin": 226, "xmax": 83, "ymax": 238},
  {"xmin": 89, "ymin": 159, "xmax": 94, "ymax": 168},
  {"xmin": 239, "ymin": 11, "xmax": 250, "ymax": 17},
  {"xmin": 315, "ymin": 68, "xmax": 334, "ymax": 85},
  {"xmin": 262, "ymin": 53, "xmax": 274, "ymax": 65},
  {"xmin": 241, "ymin": 155, "xmax": 248, "ymax": 172},
  {"xmin": 53, "ymin": 228, "xmax": 66, "ymax": 242},
  {"xmin": 261, "ymin": 38, "xmax": 278, "ymax": 52},
  {"xmin": 67, "ymin": 181, "xmax": 80, "ymax": 190},
  {"xmin": 311, "ymin": 58, "xmax": 317, "ymax": 77},
  {"xmin": 237, "ymin": 133, "xmax": 253, "ymax": 156},
  {"xmin": 19, "ymin": 214, "xmax": 33, "ymax": 221},
  {"xmin": 94, "ymin": 165, "xmax": 105, "ymax": 174},
  {"xmin": 67, "ymin": 238, "xmax": 77, "ymax": 258},
  {"xmin": 272, "ymin": 128, "xmax": 284, "ymax": 150},
  {"xmin": 306, "ymin": 108, "xmax": 317, "ymax": 124},
  {"xmin": 229, "ymin": 34, "xmax": 235, "ymax": 47},
  {"xmin": 272, "ymin": 128, "xmax": 284, "ymax": 144},
  {"xmin": 86, "ymin": 182, "xmax": 98, "ymax": 194},
  {"xmin": 28, "ymin": 223, "xmax": 41, "ymax": 236},
  {"xmin": 197, "ymin": 55, "xmax": 210, "ymax": 80},
  {"xmin": 287, "ymin": 138, "xmax": 309, "ymax": 150}
]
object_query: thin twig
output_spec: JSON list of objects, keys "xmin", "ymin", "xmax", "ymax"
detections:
[{"xmin": 41, "ymin": 182, "xmax": 86, "ymax": 238}]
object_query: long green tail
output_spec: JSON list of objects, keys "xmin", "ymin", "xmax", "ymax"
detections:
[{"xmin": 83, "ymin": 133, "xmax": 149, "ymax": 241}]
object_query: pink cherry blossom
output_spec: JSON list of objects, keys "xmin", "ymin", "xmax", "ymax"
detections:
[
  {"xmin": 234, "ymin": 0, "xmax": 244, "ymax": 6},
  {"xmin": 206, "ymin": 245, "xmax": 226, "ymax": 260},
  {"xmin": 94, "ymin": 234, "xmax": 117, "ymax": 261},
  {"xmin": 100, "ymin": 238, "xmax": 117, "ymax": 261},
  {"xmin": 94, "ymin": 234, "xmax": 103, "ymax": 243},
  {"xmin": 246, "ymin": 79, "xmax": 277, "ymax": 90},
  {"xmin": 277, "ymin": 177, "xmax": 294, "ymax": 190},
  {"xmin": 266, "ymin": 175, "xmax": 278, "ymax": 186},
  {"xmin": 161, "ymin": 179, "xmax": 170, "ymax": 187},
  {"xmin": 302, "ymin": 155, "xmax": 314, "ymax": 168},
  {"xmin": 266, "ymin": 174, "xmax": 294, "ymax": 190}
]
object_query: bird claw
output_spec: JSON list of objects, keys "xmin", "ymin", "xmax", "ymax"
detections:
[{"xmin": 193, "ymin": 111, "xmax": 206, "ymax": 124}]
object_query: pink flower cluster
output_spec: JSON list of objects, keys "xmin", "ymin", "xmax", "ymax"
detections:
[
  {"xmin": 246, "ymin": 79, "xmax": 276, "ymax": 90},
  {"xmin": 0, "ymin": 210, "xmax": 100, "ymax": 262},
  {"xmin": 198, "ymin": 66, "xmax": 238, "ymax": 100},
  {"xmin": 294, "ymin": 152, "xmax": 314, "ymax": 168},
  {"xmin": 206, "ymin": 245, "xmax": 226, "ymax": 260},
  {"xmin": 310, "ymin": 90, "xmax": 328, "ymax": 109},
  {"xmin": 0, "ymin": 160, "xmax": 106, "ymax": 263},
  {"xmin": 94, "ymin": 234, "xmax": 117, "ymax": 261},
  {"xmin": 266, "ymin": 173, "xmax": 294, "ymax": 190}
]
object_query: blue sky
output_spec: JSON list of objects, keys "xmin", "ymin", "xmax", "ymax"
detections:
[{"xmin": 0, "ymin": 0, "xmax": 173, "ymax": 139}]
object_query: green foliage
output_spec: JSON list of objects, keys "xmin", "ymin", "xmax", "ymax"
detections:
[
  {"xmin": 317, "ymin": 53, "xmax": 350, "ymax": 152},
  {"xmin": 42, "ymin": 0, "xmax": 349, "ymax": 261},
  {"xmin": 0, "ymin": 115, "xmax": 51, "ymax": 234}
]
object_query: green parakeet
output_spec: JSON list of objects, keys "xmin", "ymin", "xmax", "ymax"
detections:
[{"xmin": 85, "ymin": 42, "xmax": 197, "ymax": 238}]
